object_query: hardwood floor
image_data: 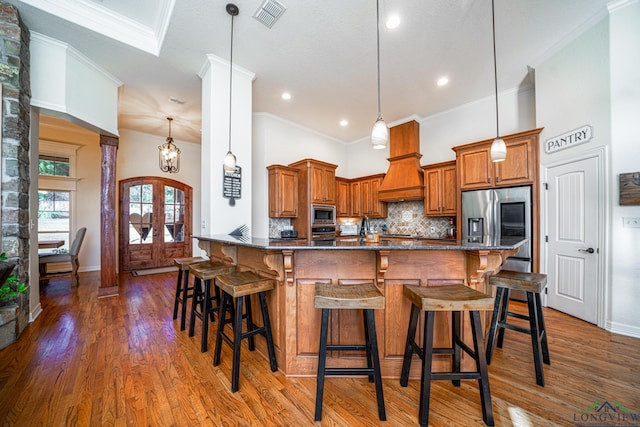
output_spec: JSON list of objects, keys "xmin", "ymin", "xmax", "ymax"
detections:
[{"xmin": 1, "ymin": 271, "xmax": 639, "ymax": 426}]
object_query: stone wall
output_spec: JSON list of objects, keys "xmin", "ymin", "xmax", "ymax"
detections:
[{"xmin": 0, "ymin": 2, "xmax": 31, "ymax": 349}]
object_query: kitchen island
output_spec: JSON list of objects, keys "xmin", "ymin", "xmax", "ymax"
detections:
[{"xmin": 193, "ymin": 234, "xmax": 525, "ymax": 378}]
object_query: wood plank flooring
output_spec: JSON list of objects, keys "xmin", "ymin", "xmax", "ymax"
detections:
[{"xmin": 1, "ymin": 271, "xmax": 639, "ymax": 426}]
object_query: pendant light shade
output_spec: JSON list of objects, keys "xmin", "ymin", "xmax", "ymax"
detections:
[
  {"xmin": 372, "ymin": 118, "xmax": 388, "ymax": 149},
  {"xmin": 490, "ymin": 0, "xmax": 506, "ymax": 163},
  {"xmin": 159, "ymin": 117, "xmax": 180, "ymax": 173},
  {"xmin": 223, "ymin": 3, "xmax": 239, "ymax": 172},
  {"xmin": 371, "ymin": 0, "xmax": 388, "ymax": 150}
]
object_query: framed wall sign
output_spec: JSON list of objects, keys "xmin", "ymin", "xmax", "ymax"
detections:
[
  {"xmin": 620, "ymin": 172, "xmax": 640, "ymax": 205},
  {"xmin": 223, "ymin": 165, "xmax": 241, "ymax": 206}
]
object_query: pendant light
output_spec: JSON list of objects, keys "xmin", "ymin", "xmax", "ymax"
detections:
[
  {"xmin": 490, "ymin": 0, "xmax": 506, "ymax": 162},
  {"xmin": 159, "ymin": 117, "xmax": 180, "ymax": 173},
  {"xmin": 371, "ymin": 0, "xmax": 388, "ymax": 150},
  {"xmin": 223, "ymin": 3, "xmax": 239, "ymax": 172}
]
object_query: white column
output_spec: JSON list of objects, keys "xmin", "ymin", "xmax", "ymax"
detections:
[{"xmin": 199, "ymin": 54, "xmax": 255, "ymax": 235}]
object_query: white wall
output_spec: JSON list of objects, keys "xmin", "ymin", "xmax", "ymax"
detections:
[
  {"xmin": 252, "ymin": 113, "xmax": 347, "ymax": 237},
  {"xmin": 608, "ymin": 0, "xmax": 640, "ymax": 335},
  {"xmin": 117, "ymin": 128, "xmax": 204, "ymax": 258},
  {"xmin": 535, "ymin": 3, "xmax": 640, "ymax": 337}
]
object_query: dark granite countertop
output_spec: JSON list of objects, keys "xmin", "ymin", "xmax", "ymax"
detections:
[{"xmin": 193, "ymin": 234, "xmax": 527, "ymax": 252}]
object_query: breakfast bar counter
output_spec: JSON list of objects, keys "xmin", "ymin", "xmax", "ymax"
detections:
[{"xmin": 193, "ymin": 234, "xmax": 525, "ymax": 378}]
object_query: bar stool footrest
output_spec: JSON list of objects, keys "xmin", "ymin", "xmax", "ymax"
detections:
[
  {"xmin": 325, "ymin": 367, "xmax": 376, "ymax": 376},
  {"xmin": 325, "ymin": 344, "xmax": 367, "ymax": 352},
  {"xmin": 498, "ymin": 321, "xmax": 532, "ymax": 335},
  {"xmin": 431, "ymin": 372, "xmax": 482, "ymax": 381}
]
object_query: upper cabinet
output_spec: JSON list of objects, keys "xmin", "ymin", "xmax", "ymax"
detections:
[
  {"xmin": 422, "ymin": 161, "xmax": 456, "ymax": 216},
  {"xmin": 335, "ymin": 178, "xmax": 350, "ymax": 217},
  {"xmin": 453, "ymin": 128, "xmax": 542, "ymax": 190},
  {"xmin": 360, "ymin": 174, "xmax": 387, "ymax": 218},
  {"xmin": 289, "ymin": 159, "xmax": 336, "ymax": 204},
  {"xmin": 335, "ymin": 174, "xmax": 387, "ymax": 218},
  {"xmin": 267, "ymin": 165, "xmax": 299, "ymax": 218}
]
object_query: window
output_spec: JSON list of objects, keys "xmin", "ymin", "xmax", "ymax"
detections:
[
  {"xmin": 38, "ymin": 190, "xmax": 70, "ymax": 250},
  {"xmin": 39, "ymin": 155, "xmax": 70, "ymax": 177}
]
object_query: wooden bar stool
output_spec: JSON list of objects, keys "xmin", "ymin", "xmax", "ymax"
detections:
[
  {"xmin": 187, "ymin": 261, "xmax": 235, "ymax": 352},
  {"xmin": 173, "ymin": 256, "xmax": 207, "ymax": 331},
  {"xmin": 213, "ymin": 271, "xmax": 277, "ymax": 393},
  {"xmin": 400, "ymin": 283, "xmax": 495, "ymax": 427},
  {"xmin": 314, "ymin": 282, "xmax": 386, "ymax": 422},
  {"xmin": 486, "ymin": 270, "xmax": 550, "ymax": 386}
]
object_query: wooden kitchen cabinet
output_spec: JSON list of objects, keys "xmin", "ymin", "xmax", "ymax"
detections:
[
  {"xmin": 454, "ymin": 128, "xmax": 541, "ymax": 190},
  {"xmin": 349, "ymin": 180, "xmax": 362, "ymax": 217},
  {"xmin": 267, "ymin": 165, "xmax": 298, "ymax": 218},
  {"xmin": 360, "ymin": 174, "xmax": 387, "ymax": 218},
  {"xmin": 335, "ymin": 178, "xmax": 350, "ymax": 217},
  {"xmin": 422, "ymin": 161, "xmax": 457, "ymax": 216},
  {"xmin": 306, "ymin": 160, "xmax": 336, "ymax": 204}
]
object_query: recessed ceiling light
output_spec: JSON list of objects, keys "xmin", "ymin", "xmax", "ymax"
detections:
[
  {"xmin": 340, "ymin": 120, "xmax": 348, "ymax": 127},
  {"xmin": 281, "ymin": 92, "xmax": 291, "ymax": 100},
  {"xmin": 386, "ymin": 15, "xmax": 400, "ymax": 29},
  {"xmin": 437, "ymin": 77, "xmax": 449, "ymax": 87},
  {"xmin": 169, "ymin": 96, "xmax": 185, "ymax": 104}
]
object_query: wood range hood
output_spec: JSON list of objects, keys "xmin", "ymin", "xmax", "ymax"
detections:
[{"xmin": 378, "ymin": 120, "xmax": 425, "ymax": 202}]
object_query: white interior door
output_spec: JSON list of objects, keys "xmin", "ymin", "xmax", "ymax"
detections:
[{"xmin": 546, "ymin": 155, "xmax": 600, "ymax": 323}]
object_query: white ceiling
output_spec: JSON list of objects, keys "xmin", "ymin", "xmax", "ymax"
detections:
[{"xmin": 5, "ymin": 0, "xmax": 610, "ymax": 143}]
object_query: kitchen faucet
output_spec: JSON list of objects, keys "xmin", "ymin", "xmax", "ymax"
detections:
[{"xmin": 360, "ymin": 216, "xmax": 370, "ymax": 236}]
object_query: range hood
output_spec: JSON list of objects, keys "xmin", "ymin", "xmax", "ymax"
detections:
[{"xmin": 378, "ymin": 120, "xmax": 425, "ymax": 202}]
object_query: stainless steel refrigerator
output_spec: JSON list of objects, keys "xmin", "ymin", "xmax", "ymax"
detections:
[{"xmin": 461, "ymin": 185, "xmax": 532, "ymax": 274}]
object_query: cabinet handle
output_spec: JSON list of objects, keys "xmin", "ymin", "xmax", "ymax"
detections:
[{"xmin": 496, "ymin": 176, "xmax": 500, "ymax": 183}]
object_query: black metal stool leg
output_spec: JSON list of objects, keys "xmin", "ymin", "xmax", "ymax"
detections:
[
  {"xmin": 365, "ymin": 309, "xmax": 386, "ymax": 421},
  {"xmin": 245, "ymin": 295, "xmax": 255, "ymax": 351},
  {"xmin": 535, "ymin": 292, "xmax": 550, "ymax": 365},
  {"xmin": 173, "ymin": 270, "xmax": 183, "ymax": 320},
  {"xmin": 201, "ymin": 278, "xmax": 211, "ymax": 352},
  {"xmin": 470, "ymin": 310, "xmax": 494, "ymax": 426},
  {"xmin": 231, "ymin": 295, "xmax": 244, "ymax": 392},
  {"xmin": 314, "ymin": 308, "xmax": 330, "ymax": 421},
  {"xmin": 213, "ymin": 292, "xmax": 230, "ymax": 367},
  {"xmin": 485, "ymin": 286, "xmax": 505, "ymax": 364},
  {"xmin": 259, "ymin": 292, "xmax": 278, "ymax": 372},
  {"xmin": 179, "ymin": 270, "xmax": 191, "ymax": 331},
  {"xmin": 188, "ymin": 277, "xmax": 202, "ymax": 337},
  {"xmin": 496, "ymin": 288, "xmax": 511, "ymax": 348},
  {"xmin": 400, "ymin": 304, "xmax": 420, "ymax": 387},
  {"xmin": 363, "ymin": 309, "xmax": 374, "ymax": 382},
  {"xmin": 527, "ymin": 291, "xmax": 545, "ymax": 387},
  {"xmin": 452, "ymin": 310, "xmax": 461, "ymax": 387},
  {"xmin": 418, "ymin": 311, "xmax": 435, "ymax": 427}
]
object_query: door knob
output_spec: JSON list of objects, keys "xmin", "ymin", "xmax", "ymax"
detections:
[{"xmin": 578, "ymin": 247, "xmax": 595, "ymax": 254}]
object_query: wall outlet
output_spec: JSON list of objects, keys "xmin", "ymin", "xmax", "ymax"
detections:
[
  {"xmin": 430, "ymin": 227, "xmax": 436, "ymax": 233},
  {"xmin": 202, "ymin": 220, "xmax": 207, "ymax": 229},
  {"xmin": 623, "ymin": 217, "xmax": 640, "ymax": 228}
]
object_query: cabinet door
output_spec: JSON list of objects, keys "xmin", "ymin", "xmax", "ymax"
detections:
[
  {"xmin": 268, "ymin": 167, "xmax": 298, "ymax": 217},
  {"xmin": 361, "ymin": 179, "xmax": 373, "ymax": 216},
  {"xmin": 310, "ymin": 164, "xmax": 326, "ymax": 204},
  {"xmin": 350, "ymin": 180, "xmax": 362, "ymax": 217},
  {"xmin": 424, "ymin": 168, "xmax": 442, "ymax": 216},
  {"xmin": 494, "ymin": 137, "xmax": 534, "ymax": 186},
  {"xmin": 441, "ymin": 164, "xmax": 457, "ymax": 215},
  {"xmin": 458, "ymin": 147, "xmax": 492, "ymax": 190},
  {"xmin": 368, "ymin": 177, "xmax": 387, "ymax": 218},
  {"xmin": 335, "ymin": 178, "xmax": 350, "ymax": 217},
  {"xmin": 322, "ymin": 167, "xmax": 336, "ymax": 204}
]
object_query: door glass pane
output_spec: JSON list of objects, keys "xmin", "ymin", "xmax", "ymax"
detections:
[
  {"xmin": 129, "ymin": 184, "xmax": 154, "ymax": 244},
  {"xmin": 38, "ymin": 190, "xmax": 71, "ymax": 251},
  {"xmin": 164, "ymin": 186, "xmax": 184, "ymax": 242}
]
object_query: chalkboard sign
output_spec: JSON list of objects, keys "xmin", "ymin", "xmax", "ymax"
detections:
[{"xmin": 223, "ymin": 165, "xmax": 241, "ymax": 203}]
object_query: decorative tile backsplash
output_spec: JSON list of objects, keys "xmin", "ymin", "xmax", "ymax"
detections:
[{"xmin": 269, "ymin": 200, "xmax": 455, "ymax": 239}]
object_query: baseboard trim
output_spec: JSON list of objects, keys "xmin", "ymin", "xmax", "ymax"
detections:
[{"xmin": 606, "ymin": 320, "xmax": 640, "ymax": 338}]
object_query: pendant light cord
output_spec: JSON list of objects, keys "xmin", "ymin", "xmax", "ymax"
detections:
[
  {"xmin": 376, "ymin": 0, "xmax": 382, "ymax": 120},
  {"xmin": 492, "ymin": 0, "xmax": 500, "ymax": 139},
  {"xmin": 228, "ymin": 12, "xmax": 234, "ymax": 153}
]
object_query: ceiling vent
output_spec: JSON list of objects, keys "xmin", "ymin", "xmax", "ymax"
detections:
[{"xmin": 253, "ymin": 0, "xmax": 286, "ymax": 28}]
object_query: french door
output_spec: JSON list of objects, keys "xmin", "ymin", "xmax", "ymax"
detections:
[{"xmin": 120, "ymin": 177, "xmax": 192, "ymax": 271}]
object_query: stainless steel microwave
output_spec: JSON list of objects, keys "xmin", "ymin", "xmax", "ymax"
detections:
[{"xmin": 311, "ymin": 204, "xmax": 336, "ymax": 226}]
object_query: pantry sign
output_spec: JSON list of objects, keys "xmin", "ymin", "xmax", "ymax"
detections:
[{"xmin": 545, "ymin": 125, "xmax": 593, "ymax": 154}]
